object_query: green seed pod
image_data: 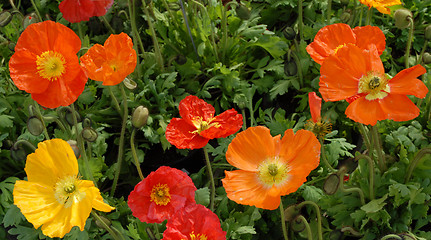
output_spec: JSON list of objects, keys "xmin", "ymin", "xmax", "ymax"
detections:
[
  {"xmin": 27, "ymin": 116, "xmax": 44, "ymax": 136},
  {"xmin": 8, "ymin": 42, "xmax": 15, "ymax": 52},
  {"xmin": 0, "ymin": 10, "xmax": 13, "ymax": 27},
  {"xmin": 132, "ymin": 106, "xmax": 149, "ymax": 128},
  {"xmin": 11, "ymin": 146, "xmax": 27, "ymax": 161},
  {"xmin": 284, "ymin": 59, "xmax": 297, "ymax": 76},
  {"xmin": 323, "ymin": 173, "xmax": 340, "ymax": 195},
  {"xmin": 82, "ymin": 127, "xmax": 98, "ymax": 142},
  {"xmin": 394, "ymin": 9, "xmax": 413, "ymax": 29},
  {"xmin": 283, "ymin": 27, "xmax": 296, "ymax": 40},
  {"xmin": 425, "ymin": 25, "xmax": 431, "ymax": 40},
  {"xmin": 340, "ymin": 11, "xmax": 351, "ymax": 23},
  {"xmin": 67, "ymin": 140, "xmax": 80, "ymax": 159},
  {"xmin": 423, "ymin": 52, "xmax": 431, "ymax": 64},
  {"xmin": 236, "ymin": 4, "xmax": 251, "ymax": 20}
]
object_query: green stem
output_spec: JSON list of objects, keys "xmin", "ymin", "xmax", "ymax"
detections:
[
  {"xmin": 339, "ymin": 169, "xmax": 366, "ymax": 205},
  {"xmin": 110, "ymin": 85, "xmax": 128, "ymax": 196},
  {"xmin": 298, "ymin": 0, "xmax": 304, "ymax": 41},
  {"xmin": 405, "ymin": 147, "xmax": 431, "ymax": 183},
  {"xmin": 161, "ymin": 0, "xmax": 180, "ymax": 29},
  {"xmin": 380, "ymin": 234, "xmax": 403, "ymax": 240},
  {"xmin": 241, "ymin": 108, "xmax": 247, "ymax": 131},
  {"xmin": 91, "ymin": 211, "xmax": 124, "ymax": 240},
  {"xmin": 13, "ymin": 139, "xmax": 36, "ymax": 152},
  {"xmin": 297, "ymin": 215, "xmax": 312, "ymax": 240},
  {"xmin": 326, "ymin": 0, "xmax": 332, "ymax": 22},
  {"xmin": 130, "ymin": 129, "xmax": 144, "ymax": 180},
  {"xmin": 296, "ymin": 201, "xmax": 323, "ymax": 240},
  {"xmin": 358, "ymin": 5, "xmax": 364, "ymax": 27},
  {"xmin": 371, "ymin": 125, "xmax": 386, "ymax": 171},
  {"xmin": 290, "ymin": 51, "xmax": 303, "ymax": 88},
  {"xmin": 33, "ymin": 102, "xmax": 50, "ymax": 140},
  {"xmin": 418, "ymin": 39, "xmax": 428, "ymax": 65},
  {"xmin": 279, "ymin": 201, "xmax": 289, "ymax": 240},
  {"xmin": 128, "ymin": 0, "xmax": 146, "ymax": 57},
  {"xmin": 108, "ymin": 86, "xmax": 123, "ymax": 116},
  {"xmin": 357, "ymin": 123, "xmax": 371, "ymax": 153},
  {"xmin": 203, "ymin": 145, "xmax": 216, "ymax": 211},
  {"xmin": 365, "ymin": 7, "xmax": 372, "ymax": 25},
  {"xmin": 100, "ymin": 16, "xmax": 115, "ymax": 34},
  {"xmin": 405, "ymin": 17, "xmax": 415, "ymax": 68},
  {"xmin": 319, "ymin": 138, "xmax": 335, "ymax": 172},
  {"xmin": 142, "ymin": 0, "xmax": 164, "ymax": 71},
  {"xmin": 355, "ymin": 154, "xmax": 374, "ymax": 200},
  {"xmin": 29, "ymin": 0, "xmax": 42, "ymax": 21}
]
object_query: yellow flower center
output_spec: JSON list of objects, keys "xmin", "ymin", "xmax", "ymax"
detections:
[
  {"xmin": 36, "ymin": 51, "xmax": 66, "ymax": 81},
  {"xmin": 54, "ymin": 175, "xmax": 85, "ymax": 208},
  {"xmin": 150, "ymin": 183, "xmax": 171, "ymax": 206},
  {"xmin": 333, "ymin": 44, "xmax": 347, "ymax": 54},
  {"xmin": 305, "ymin": 119, "xmax": 332, "ymax": 139},
  {"xmin": 190, "ymin": 116, "xmax": 220, "ymax": 135},
  {"xmin": 358, "ymin": 71, "xmax": 390, "ymax": 100},
  {"xmin": 257, "ymin": 158, "xmax": 290, "ymax": 186},
  {"xmin": 183, "ymin": 232, "xmax": 208, "ymax": 240}
]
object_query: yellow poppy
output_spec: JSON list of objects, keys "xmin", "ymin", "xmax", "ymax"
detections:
[
  {"xmin": 13, "ymin": 139, "xmax": 114, "ymax": 238},
  {"xmin": 358, "ymin": 0, "xmax": 402, "ymax": 14}
]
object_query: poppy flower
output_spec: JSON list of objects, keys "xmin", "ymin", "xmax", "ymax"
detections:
[
  {"xmin": 358, "ymin": 0, "xmax": 402, "ymax": 14},
  {"xmin": 59, "ymin": 0, "xmax": 114, "ymax": 23},
  {"xmin": 80, "ymin": 33, "xmax": 137, "ymax": 86},
  {"xmin": 306, "ymin": 23, "xmax": 386, "ymax": 65},
  {"xmin": 162, "ymin": 204, "xmax": 226, "ymax": 240},
  {"xmin": 319, "ymin": 44, "xmax": 428, "ymax": 126},
  {"xmin": 9, "ymin": 20, "xmax": 87, "ymax": 108},
  {"xmin": 221, "ymin": 126, "xmax": 320, "ymax": 210},
  {"xmin": 13, "ymin": 139, "xmax": 114, "ymax": 238},
  {"xmin": 305, "ymin": 92, "xmax": 331, "ymax": 139},
  {"xmin": 165, "ymin": 95, "xmax": 243, "ymax": 150},
  {"xmin": 127, "ymin": 166, "xmax": 197, "ymax": 224}
]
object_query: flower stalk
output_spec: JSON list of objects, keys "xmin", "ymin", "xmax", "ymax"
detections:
[
  {"xmin": 296, "ymin": 201, "xmax": 323, "ymax": 240},
  {"xmin": 405, "ymin": 16, "xmax": 415, "ymax": 68},
  {"xmin": 141, "ymin": 0, "xmax": 164, "ymax": 71},
  {"xmin": 203, "ymin": 145, "xmax": 216, "ymax": 211},
  {"xmin": 33, "ymin": 102, "xmax": 50, "ymax": 140},
  {"xmin": 355, "ymin": 154, "xmax": 374, "ymax": 200},
  {"xmin": 279, "ymin": 201, "xmax": 289, "ymax": 240},
  {"xmin": 130, "ymin": 128, "xmax": 144, "ymax": 180},
  {"xmin": 405, "ymin": 147, "xmax": 431, "ymax": 183},
  {"xmin": 91, "ymin": 211, "xmax": 124, "ymax": 240}
]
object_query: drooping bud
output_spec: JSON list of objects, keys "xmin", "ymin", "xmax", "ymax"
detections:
[
  {"xmin": 284, "ymin": 205, "xmax": 300, "ymax": 222},
  {"xmin": 394, "ymin": 9, "xmax": 413, "ymax": 29},
  {"xmin": 67, "ymin": 140, "xmax": 80, "ymax": 159},
  {"xmin": 283, "ymin": 27, "xmax": 296, "ymax": 40},
  {"xmin": 82, "ymin": 127, "xmax": 98, "ymax": 142},
  {"xmin": 95, "ymin": 215, "xmax": 112, "ymax": 228},
  {"xmin": 175, "ymin": 55, "xmax": 187, "ymax": 65},
  {"xmin": 340, "ymin": 11, "xmax": 351, "ymax": 23},
  {"xmin": 236, "ymin": 4, "xmax": 251, "ymax": 20},
  {"xmin": 132, "ymin": 106, "xmax": 149, "ymax": 128},
  {"xmin": 27, "ymin": 116, "xmax": 44, "ymax": 136},
  {"xmin": 65, "ymin": 109, "xmax": 80, "ymax": 126},
  {"xmin": 291, "ymin": 215, "xmax": 306, "ymax": 232},
  {"xmin": 284, "ymin": 59, "xmax": 297, "ymax": 76},
  {"xmin": 11, "ymin": 145, "xmax": 27, "ymax": 161},
  {"xmin": 0, "ymin": 10, "xmax": 13, "ymax": 27},
  {"xmin": 123, "ymin": 77, "xmax": 137, "ymax": 90},
  {"xmin": 22, "ymin": 13, "xmax": 39, "ymax": 29},
  {"xmin": 423, "ymin": 52, "xmax": 431, "ymax": 64},
  {"xmin": 323, "ymin": 173, "xmax": 340, "ymax": 195},
  {"xmin": 425, "ymin": 25, "xmax": 431, "ymax": 40}
]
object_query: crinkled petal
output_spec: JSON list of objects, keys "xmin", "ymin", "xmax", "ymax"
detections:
[
  {"xmin": 79, "ymin": 180, "xmax": 115, "ymax": 212},
  {"xmin": 179, "ymin": 95, "xmax": 215, "ymax": 126},
  {"xmin": 308, "ymin": 92, "xmax": 322, "ymax": 122},
  {"xmin": 59, "ymin": 0, "xmax": 113, "ymax": 23},
  {"xmin": 165, "ymin": 118, "xmax": 209, "ymax": 149},
  {"xmin": 389, "ymin": 64, "xmax": 428, "ymax": 98},
  {"xmin": 222, "ymin": 170, "xmax": 281, "ymax": 210},
  {"xmin": 200, "ymin": 109, "xmax": 243, "ymax": 139},
  {"xmin": 226, "ymin": 126, "xmax": 280, "ymax": 171},
  {"xmin": 353, "ymin": 25, "xmax": 386, "ymax": 55}
]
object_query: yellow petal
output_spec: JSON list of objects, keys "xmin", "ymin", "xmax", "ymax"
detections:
[{"xmin": 80, "ymin": 180, "xmax": 115, "ymax": 212}]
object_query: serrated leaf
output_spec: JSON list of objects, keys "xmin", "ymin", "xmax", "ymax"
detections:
[
  {"xmin": 302, "ymin": 186, "xmax": 323, "ymax": 203},
  {"xmin": 195, "ymin": 187, "xmax": 210, "ymax": 207},
  {"xmin": 361, "ymin": 194, "xmax": 387, "ymax": 213},
  {"xmin": 8, "ymin": 225, "xmax": 40, "ymax": 240},
  {"xmin": 0, "ymin": 115, "xmax": 14, "ymax": 128},
  {"xmin": 2, "ymin": 205, "xmax": 25, "ymax": 227}
]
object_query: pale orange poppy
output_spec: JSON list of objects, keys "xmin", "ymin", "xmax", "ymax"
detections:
[{"xmin": 358, "ymin": 0, "xmax": 402, "ymax": 14}]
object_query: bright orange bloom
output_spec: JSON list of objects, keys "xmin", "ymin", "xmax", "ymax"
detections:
[
  {"xmin": 319, "ymin": 44, "xmax": 428, "ymax": 126},
  {"xmin": 306, "ymin": 23, "xmax": 386, "ymax": 65},
  {"xmin": 358, "ymin": 0, "xmax": 402, "ymax": 14},
  {"xmin": 306, "ymin": 92, "xmax": 331, "ymax": 139},
  {"xmin": 9, "ymin": 21, "xmax": 87, "ymax": 108},
  {"xmin": 80, "ymin": 33, "xmax": 137, "ymax": 86},
  {"xmin": 59, "ymin": 0, "xmax": 114, "ymax": 23},
  {"xmin": 309, "ymin": 92, "xmax": 322, "ymax": 123},
  {"xmin": 165, "ymin": 95, "xmax": 243, "ymax": 150},
  {"xmin": 222, "ymin": 126, "xmax": 320, "ymax": 210}
]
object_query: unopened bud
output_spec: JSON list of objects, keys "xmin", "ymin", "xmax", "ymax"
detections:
[
  {"xmin": 67, "ymin": 140, "xmax": 80, "ymax": 159},
  {"xmin": 291, "ymin": 215, "xmax": 306, "ymax": 232},
  {"xmin": 8, "ymin": 42, "xmax": 15, "ymax": 51},
  {"xmin": 394, "ymin": 9, "xmax": 413, "ymax": 29},
  {"xmin": 425, "ymin": 25, "xmax": 431, "ymax": 40},
  {"xmin": 283, "ymin": 27, "xmax": 296, "ymax": 40},
  {"xmin": 95, "ymin": 215, "xmax": 111, "ymax": 228},
  {"xmin": 11, "ymin": 146, "xmax": 27, "ymax": 161},
  {"xmin": 236, "ymin": 5, "xmax": 251, "ymax": 20},
  {"xmin": 168, "ymin": 2, "xmax": 181, "ymax": 11},
  {"xmin": 323, "ymin": 173, "xmax": 340, "ymax": 195},
  {"xmin": 0, "ymin": 11, "xmax": 13, "ymax": 27},
  {"xmin": 175, "ymin": 55, "xmax": 187, "ymax": 65},
  {"xmin": 284, "ymin": 59, "xmax": 297, "ymax": 76},
  {"xmin": 132, "ymin": 106, "xmax": 149, "ymax": 128},
  {"xmin": 123, "ymin": 77, "xmax": 137, "ymax": 90},
  {"xmin": 284, "ymin": 205, "xmax": 299, "ymax": 222},
  {"xmin": 27, "ymin": 116, "xmax": 44, "ymax": 136},
  {"xmin": 423, "ymin": 52, "xmax": 431, "ymax": 64},
  {"xmin": 65, "ymin": 110, "xmax": 80, "ymax": 126},
  {"xmin": 82, "ymin": 127, "xmax": 98, "ymax": 142},
  {"xmin": 340, "ymin": 12, "xmax": 351, "ymax": 23},
  {"xmin": 22, "ymin": 13, "xmax": 39, "ymax": 29}
]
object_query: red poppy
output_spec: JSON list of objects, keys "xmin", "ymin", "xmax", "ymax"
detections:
[
  {"xmin": 165, "ymin": 95, "xmax": 243, "ymax": 150},
  {"xmin": 162, "ymin": 204, "xmax": 226, "ymax": 240},
  {"xmin": 222, "ymin": 126, "xmax": 320, "ymax": 210},
  {"xmin": 319, "ymin": 44, "xmax": 428, "ymax": 126},
  {"xmin": 306, "ymin": 23, "xmax": 386, "ymax": 65},
  {"xmin": 9, "ymin": 21, "xmax": 87, "ymax": 108},
  {"xmin": 127, "ymin": 166, "xmax": 197, "ymax": 224},
  {"xmin": 80, "ymin": 33, "xmax": 137, "ymax": 86},
  {"xmin": 59, "ymin": 0, "xmax": 114, "ymax": 23}
]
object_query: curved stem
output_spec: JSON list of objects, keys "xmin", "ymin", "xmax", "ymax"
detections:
[
  {"xmin": 142, "ymin": 0, "xmax": 164, "ymax": 71},
  {"xmin": 365, "ymin": 7, "xmax": 372, "ymax": 25},
  {"xmin": 100, "ymin": 16, "xmax": 115, "ymax": 34},
  {"xmin": 319, "ymin": 138, "xmax": 335, "ymax": 172},
  {"xmin": 297, "ymin": 215, "xmax": 312, "ymax": 240},
  {"xmin": 357, "ymin": 123, "xmax": 371, "ymax": 151},
  {"xmin": 110, "ymin": 85, "xmax": 128, "ymax": 196},
  {"xmin": 128, "ymin": 0, "xmax": 146, "ymax": 56},
  {"xmin": 108, "ymin": 87, "xmax": 122, "ymax": 116},
  {"xmin": 405, "ymin": 147, "xmax": 431, "ymax": 183},
  {"xmin": 203, "ymin": 145, "xmax": 216, "ymax": 211},
  {"xmin": 355, "ymin": 154, "xmax": 374, "ymax": 200},
  {"xmin": 418, "ymin": 39, "xmax": 429, "ymax": 65},
  {"xmin": 371, "ymin": 125, "xmax": 386, "ymax": 171},
  {"xmin": 380, "ymin": 234, "xmax": 402, "ymax": 240},
  {"xmin": 296, "ymin": 201, "xmax": 323, "ymax": 240},
  {"xmin": 29, "ymin": 0, "xmax": 42, "ymax": 21},
  {"xmin": 279, "ymin": 201, "xmax": 289, "ymax": 240},
  {"xmin": 130, "ymin": 128, "xmax": 144, "ymax": 180},
  {"xmin": 241, "ymin": 108, "xmax": 247, "ymax": 131},
  {"xmin": 33, "ymin": 102, "xmax": 50, "ymax": 140},
  {"xmin": 13, "ymin": 139, "xmax": 36, "ymax": 152},
  {"xmin": 179, "ymin": 0, "xmax": 201, "ymax": 66},
  {"xmin": 339, "ymin": 169, "xmax": 366, "ymax": 205},
  {"xmin": 405, "ymin": 17, "xmax": 415, "ymax": 68},
  {"xmin": 298, "ymin": 0, "xmax": 303, "ymax": 41},
  {"xmin": 91, "ymin": 211, "xmax": 124, "ymax": 240},
  {"xmin": 358, "ymin": 5, "xmax": 364, "ymax": 27},
  {"xmin": 290, "ymin": 51, "xmax": 303, "ymax": 88}
]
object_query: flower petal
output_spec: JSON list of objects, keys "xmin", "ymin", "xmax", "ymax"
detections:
[
  {"xmin": 353, "ymin": 25, "xmax": 386, "ymax": 55},
  {"xmin": 179, "ymin": 95, "xmax": 215, "ymax": 126},
  {"xmin": 165, "ymin": 118, "xmax": 209, "ymax": 149},
  {"xmin": 200, "ymin": 109, "xmax": 243, "ymax": 139},
  {"xmin": 308, "ymin": 92, "xmax": 322, "ymax": 123},
  {"xmin": 226, "ymin": 126, "xmax": 280, "ymax": 171},
  {"xmin": 389, "ymin": 64, "xmax": 428, "ymax": 98}
]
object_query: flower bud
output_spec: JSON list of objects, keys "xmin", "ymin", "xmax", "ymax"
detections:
[
  {"xmin": 8, "ymin": 42, "xmax": 15, "ymax": 52},
  {"xmin": 123, "ymin": 77, "xmax": 137, "ymax": 90},
  {"xmin": 291, "ymin": 215, "xmax": 306, "ymax": 232},
  {"xmin": 425, "ymin": 25, "xmax": 431, "ymax": 41},
  {"xmin": 283, "ymin": 27, "xmax": 296, "ymax": 40},
  {"xmin": 236, "ymin": 4, "xmax": 251, "ymax": 20},
  {"xmin": 132, "ymin": 106, "xmax": 149, "ymax": 128},
  {"xmin": 67, "ymin": 140, "xmax": 80, "ymax": 159},
  {"xmin": 95, "ymin": 215, "xmax": 112, "ymax": 228},
  {"xmin": 175, "ymin": 55, "xmax": 187, "ymax": 65},
  {"xmin": 423, "ymin": 52, "xmax": 431, "ymax": 64},
  {"xmin": 0, "ymin": 10, "xmax": 13, "ymax": 27},
  {"xmin": 284, "ymin": 205, "xmax": 299, "ymax": 222},
  {"xmin": 22, "ymin": 13, "xmax": 39, "ymax": 29},
  {"xmin": 340, "ymin": 11, "xmax": 351, "ymax": 23},
  {"xmin": 27, "ymin": 116, "xmax": 44, "ymax": 136},
  {"xmin": 82, "ymin": 127, "xmax": 98, "ymax": 142},
  {"xmin": 284, "ymin": 59, "xmax": 297, "ymax": 76},
  {"xmin": 394, "ymin": 9, "xmax": 413, "ymax": 29},
  {"xmin": 168, "ymin": 2, "xmax": 181, "ymax": 11},
  {"xmin": 323, "ymin": 173, "xmax": 340, "ymax": 195},
  {"xmin": 65, "ymin": 110, "xmax": 80, "ymax": 126},
  {"xmin": 11, "ymin": 145, "xmax": 27, "ymax": 161}
]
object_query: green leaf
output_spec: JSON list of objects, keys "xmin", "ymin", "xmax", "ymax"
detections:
[
  {"xmin": 2, "ymin": 205, "xmax": 25, "ymax": 227},
  {"xmin": 248, "ymin": 35, "xmax": 288, "ymax": 58},
  {"xmin": 195, "ymin": 187, "xmax": 210, "ymax": 207},
  {"xmin": 302, "ymin": 185, "xmax": 323, "ymax": 203},
  {"xmin": 8, "ymin": 226, "xmax": 40, "ymax": 240},
  {"xmin": 360, "ymin": 194, "xmax": 388, "ymax": 213},
  {"xmin": 0, "ymin": 115, "xmax": 14, "ymax": 129}
]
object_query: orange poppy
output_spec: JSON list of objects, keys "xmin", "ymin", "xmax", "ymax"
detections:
[
  {"xmin": 306, "ymin": 23, "xmax": 386, "ymax": 65},
  {"xmin": 319, "ymin": 44, "xmax": 428, "ymax": 126},
  {"xmin": 59, "ymin": 0, "xmax": 114, "ymax": 23},
  {"xmin": 222, "ymin": 126, "xmax": 320, "ymax": 210},
  {"xmin": 358, "ymin": 0, "xmax": 402, "ymax": 14},
  {"xmin": 305, "ymin": 92, "xmax": 331, "ymax": 139},
  {"xmin": 9, "ymin": 21, "xmax": 87, "ymax": 108},
  {"xmin": 80, "ymin": 33, "xmax": 137, "ymax": 86}
]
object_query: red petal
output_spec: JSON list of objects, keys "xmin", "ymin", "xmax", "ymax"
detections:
[
  {"xmin": 389, "ymin": 65, "xmax": 428, "ymax": 98},
  {"xmin": 165, "ymin": 118, "xmax": 209, "ymax": 149},
  {"xmin": 179, "ymin": 96, "xmax": 215, "ymax": 126},
  {"xmin": 353, "ymin": 25, "xmax": 386, "ymax": 55},
  {"xmin": 308, "ymin": 92, "xmax": 322, "ymax": 122},
  {"xmin": 200, "ymin": 109, "xmax": 243, "ymax": 139}
]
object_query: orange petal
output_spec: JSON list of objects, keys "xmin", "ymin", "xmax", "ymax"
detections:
[
  {"xmin": 222, "ymin": 170, "xmax": 281, "ymax": 210},
  {"xmin": 201, "ymin": 109, "xmax": 243, "ymax": 139},
  {"xmin": 379, "ymin": 94, "xmax": 420, "ymax": 122},
  {"xmin": 308, "ymin": 92, "xmax": 322, "ymax": 123},
  {"xmin": 226, "ymin": 126, "xmax": 280, "ymax": 171},
  {"xmin": 389, "ymin": 65, "xmax": 428, "ymax": 98},
  {"xmin": 345, "ymin": 97, "xmax": 384, "ymax": 125},
  {"xmin": 165, "ymin": 118, "xmax": 209, "ymax": 149},
  {"xmin": 353, "ymin": 25, "xmax": 386, "ymax": 55}
]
